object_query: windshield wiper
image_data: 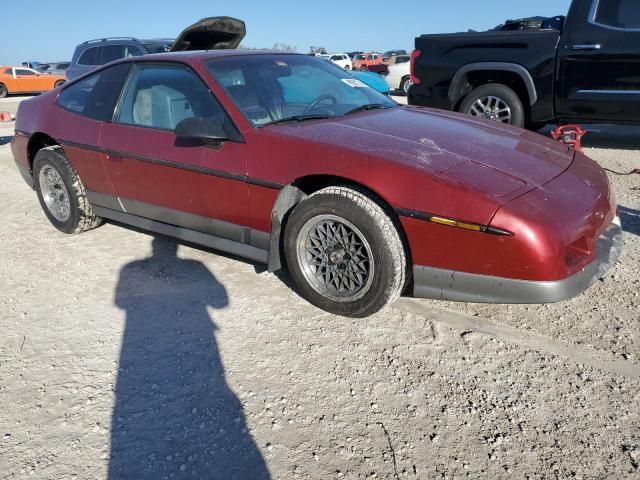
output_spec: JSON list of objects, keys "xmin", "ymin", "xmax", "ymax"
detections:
[
  {"xmin": 262, "ymin": 114, "xmax": 332, "ymax": 127},
  {"xmin": 343, "ymin": 104, "xmax": 394, "ymax": 116}
]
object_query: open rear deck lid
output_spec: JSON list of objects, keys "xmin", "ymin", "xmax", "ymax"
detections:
[{"xmin": 170, "ymin": 16, "xmax": 246, "ymax": 52}]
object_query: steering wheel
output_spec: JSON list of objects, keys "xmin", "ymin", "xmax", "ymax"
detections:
[{"xmin": 303, "ymin": 94, "xmax": 338, "ymax": 114}]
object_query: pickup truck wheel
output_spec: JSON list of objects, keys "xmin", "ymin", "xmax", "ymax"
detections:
[
  {"xmin": 33, "ymin": 146, "xmax": 103, "ymax": 234},
  {"xmin": 459, "ymin": 84, "xmax": 524, "ymax": 127},
  {"xmin": 359, "ymin": 66, "xmax": 367, "ymax": 71},
  {"xmin": 284, "ymin": 186, "xmax": 406, "ymax": 318},
  {"xmin": 0, "ymin": 83, "xmax": 7, "ymax": 98},
  {"xmin": 400, "ymin": 76, "xmax": 412, "ymax": 96}
]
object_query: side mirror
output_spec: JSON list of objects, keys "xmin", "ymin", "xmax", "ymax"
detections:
[{"xmin": 174, "ymin": 117, "xmax": 228, "ymax": 145}]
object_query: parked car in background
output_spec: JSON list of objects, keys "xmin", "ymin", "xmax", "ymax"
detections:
[
  {"xmin": 352, "ymin": 52, "xmax": 383, "ymax": 71},
  {"xmin": 66, "ymin": 16, "xmax": 246, "ymax": 80},
  {"xmin": 409, "ymin": 0, "xmax": 640, "ymax": 128},
  {"xmin": 385, "ymin": 56, "xmax": 411, "ymax": 95},
  {"xmin": 346, "ymin": 51, "xmax": 363, "ymax": 59},
  {"xmin": 319, "ymin": 58, "xmax": 390, "ymax": 94},
  {"xmin": 382, "ymin": 49, "xmax": 407, "ymax": 61},
  {"xmin": 368, "ymin": 54, "xmax": 410, "ymax": 76},
  {"xmin": 21, "ymin": 61, "xmax": 42, "ymax": 69},
  {"xmin": 327, "ymin": 53, "xmax": 352, "ymax": 70},
  {"xmin": 35, "ymin": 62, "xmax": 70, "ymax": 75},
  {"xmin": 0, "ymin": 66, "xmax": 65, "ymax": 98},
  {"xmin": 11, "ymin": 51, "xmax": 620, "ymax": 317},
  {"xmin": 351, "ymin": 71, "xmax": 390, "ymax": 95}
]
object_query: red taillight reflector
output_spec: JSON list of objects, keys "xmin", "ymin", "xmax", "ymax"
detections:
[{"xmin": 410, "ymin": 49, "xmax": 422, "ymax": 85}]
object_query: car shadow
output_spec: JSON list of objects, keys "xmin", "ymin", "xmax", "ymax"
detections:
[
  {"xmin": 108, "ymin": 236, "xmax": 270, "ymax": 480},
  {"xmin": 619, "ymin": 206, "xmax": 640, "ymax": 237},
  {"xmin": 0, "ymin": 136, "xmax": 13, "ymax": 145}
]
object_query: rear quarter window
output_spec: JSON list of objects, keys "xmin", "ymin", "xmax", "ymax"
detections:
[{"xmin": 57, "ymin": 63, "xmax": 131, "ymax": 121}]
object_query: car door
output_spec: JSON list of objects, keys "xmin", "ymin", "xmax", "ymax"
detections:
[
  {"xmin": 14, "ymin": 68, "xmax": 43, "ymax": 92},
  {"xmin": 53, "ymin": 63, "xmax": 133, "ymax": 201},
  {"xmin": 556, "ymin": 0, "xmax": 640, "ymax": 122},
  {"xmin": 100, "ymin": 62, "xmax": 251, "ymax": 242}
]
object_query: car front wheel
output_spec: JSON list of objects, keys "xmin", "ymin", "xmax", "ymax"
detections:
[
  {"xmin": 284, "ymin": 186, "xmax": 406, "ymax": 318},
  {"xmin": 459, "ymin": 83, "xmax": 524, "ymax": 127},
  {"xmin": 33, "ymin": 146, "xmax": 103, "ymax": 234},
  {"xmin": 0, "ymin": 83, "xmax": 7, "ymax": 98}
]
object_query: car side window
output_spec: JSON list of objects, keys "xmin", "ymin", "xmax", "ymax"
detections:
[
  {"xmin": 57, "ymin": 63, "xmax": 131, "ymax": 121},
  {"xmin": 593, "ymin": 0, "xmax": 640, "ymax": 29},
  {"xmin": 116, "ymin": 64, "xmax": 229, "ymax": 132},
  {"xmin": 15, "ymin": 69, "xmax": 36, "ymax": 76},
  {"xmin": 78, "ymin": 47, "xmax": 101, "ymax": 66},
  {"xmin": 3, "ymin": 68, "xmax": 11, "ymax": 75},
  {"xmin": 101, "ymin": 45, "xmax": 126, "ymax": 64}
]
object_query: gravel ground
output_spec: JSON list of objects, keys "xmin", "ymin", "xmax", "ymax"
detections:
[{"xmin": 1, "ymin": 96, "xmax": 639, "ymax": 479}]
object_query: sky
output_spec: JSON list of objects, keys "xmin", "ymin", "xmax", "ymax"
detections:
[{"xmin": 1, "ymin": 0, "xmax": 572, "ymax": 65}]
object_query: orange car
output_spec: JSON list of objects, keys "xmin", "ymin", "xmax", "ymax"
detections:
[
  {"xmin": 0, "ymin": 66, "xmax": 65, "ymax": 98},
  {"xmin": 352, "ymin": 52, "xmax": 383, "ymax": 71}
]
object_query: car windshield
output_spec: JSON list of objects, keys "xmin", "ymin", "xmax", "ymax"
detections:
[
  {"xmin": 206, "ymin": 54, "xmax": 396, "ymax": 127},
  {"xmin": 355, "ymin": 55, "xmax": 366, "ymax": 60},
  {"xmin": 142, "ymin": 42, "xmax": 174, "ymax": 54}
]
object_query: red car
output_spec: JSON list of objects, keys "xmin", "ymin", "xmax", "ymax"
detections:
[
  {"xmin": 11, "ymin": 51, "xmax": 622, "ymax": 317},
  {"xmin": 352, "ymin": 52, "xmax": 383, "ymax": 71}
]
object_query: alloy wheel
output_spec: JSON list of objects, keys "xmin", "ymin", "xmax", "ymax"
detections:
[
  {"xmin": 39, "ymin": 165, "xmax": 71, "ymax": 221},
  {"xmin": 296, "ymin": 214, "xmax": 374, "ymax": 302},
  {"xmin": 468, "ymin": 95, "xmax": 512, "ymax": 124}
]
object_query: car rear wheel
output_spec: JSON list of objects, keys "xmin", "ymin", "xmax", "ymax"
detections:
[
  {"xmin": 459, "ymin": 83, "xmax": 524, "ymax": 128},
  {"xmin": 0, "ymin": 83, "xmax": 7, "ymax": 98},
  {"xmin": 33, "ymin": 146, "xmax": 103, "ymax": 234},
  {"xmin": 54, "ymin": 80, "xmax": 65, "ymax": 88},
  {"xmin": 359, "ymin": 66, "xmax": 367, "ymax": 71},
  {"xmin": 400, "ymin": 76, "xmax": 412, "ymax": 96},
  {"xmin": 284, "ymin": 186, "xmax": 406, "ymax": 318}
]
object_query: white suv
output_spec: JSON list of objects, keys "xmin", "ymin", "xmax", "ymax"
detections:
[{"xmin": 326, "ymin": 53, "xmax": 353, "ymax": 70}]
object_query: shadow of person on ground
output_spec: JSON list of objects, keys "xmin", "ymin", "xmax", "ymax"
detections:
[
  {"xmin": 108, "ymin": 236, "xmax": 270, "ymax": 480},
  {"xmin": 619, "ymin": 206, "xmax": 640, "ymax": 237}
]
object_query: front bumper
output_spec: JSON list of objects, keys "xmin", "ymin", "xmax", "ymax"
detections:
[{"xmin": 413, "ymin": 218, "xmax": 623, "ymax": 304}]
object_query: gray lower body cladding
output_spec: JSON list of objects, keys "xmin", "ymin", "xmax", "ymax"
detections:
[{"xmin": 413, "ymin": 219, "xmax": 623, "ymax": 304}]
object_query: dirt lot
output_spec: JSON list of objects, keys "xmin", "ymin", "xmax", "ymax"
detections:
[{"xmin": 1, "ymin": 96, "xmax": 639, "ymax": 479}]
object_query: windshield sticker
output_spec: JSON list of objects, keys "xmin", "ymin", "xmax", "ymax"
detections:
[{"xmin": 341, "ymin": 78, "xmax": 368, "ymax": 88}]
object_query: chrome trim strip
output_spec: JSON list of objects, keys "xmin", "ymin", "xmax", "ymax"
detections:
[
  {"xmin": 92, "ymin": 206, "xmax": 269, "ymax": 264},
  {"xmin": 413, "ymin": 219, "xmax": 622, "ymax": 304},
  {"xmin": 576, "ymin": 90, "xmax": 640, "ymax": 95}
]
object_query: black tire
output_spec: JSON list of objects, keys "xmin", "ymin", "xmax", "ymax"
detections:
[
  {"xmin": 459, "ymin": 83, "xmax": 525, "ymax": 128},
  {"xmin": 54, "ymin": 79, "xmax": 65, "ymax": 88},
  {"xmin": 360, "ymin": 66, "xmax": 367, "ymax": 71},
  {"xmin": 284, "ymin": 186, "xmax": 406, "ymax": 318},
  {"xmin": 400, "ymin": 76, "xmax": 411, "ymax": 96},
  {"xmin": 0, "ymin": 83, "xmax": 7, "ymax": 98},
  {"xmin": 33, "ymin": 146, "xmax": 103, "ymax": 234}
]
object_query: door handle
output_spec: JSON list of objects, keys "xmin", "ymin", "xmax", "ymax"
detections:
[
  {"xmin": 571, "ymin": 44, "xmax": 602, "ymax": 50},
  {"xmin": 106, "ymin": 151, "xmax": 123, "ymax": 160}
]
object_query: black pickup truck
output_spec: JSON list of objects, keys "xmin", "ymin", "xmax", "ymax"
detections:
[{"xmin": 408, "ymin": 0, "xmax": 640, "ymax": 128}]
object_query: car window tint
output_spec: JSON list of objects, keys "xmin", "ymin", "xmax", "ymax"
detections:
[
  {"xmin": 16, "ymin": 69, "xmax": 36, "ymax": 76},
  {"xmin": 124, "ymin": 45, "xmax": 143, "ymax": 58},
  {"xmin": 101, "ymin": 45, "xmax": 126, "ymax": 64},
  {"xmin": 78, "ymin": 47, "xmax": 100, "ymax": 66},
  {"xmin": 57, "ymin": 63, "xmax": 131, "ymax": 121},
  {"xmin": 116, "ymin": 65, "xmax": 229, "ymax": 132},
  {"xmin": 396, "ymin": 56, "xmax": 409, "ymax": 64},
  {"xmin": 594, "ymin": 0, "xmax": 640, "ymax": 29},
  {"xmin": 3, "ymin": 68, "xmax": 11, "ymax": 75}
]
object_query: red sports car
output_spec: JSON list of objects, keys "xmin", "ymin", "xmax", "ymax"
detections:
[{"xmin": 11, "ymin": 51, "xmax": 622, "ymax": 317}]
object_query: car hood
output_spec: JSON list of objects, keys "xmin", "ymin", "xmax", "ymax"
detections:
[
  {"xmin": 276, "ymin": 106, "xmax": 573, "ymax": 198},
  {"xmin": 170, "ymin": 16, "xmax": 245, "ymax": 51}
]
